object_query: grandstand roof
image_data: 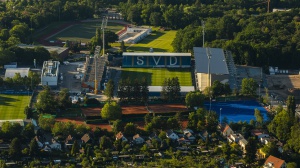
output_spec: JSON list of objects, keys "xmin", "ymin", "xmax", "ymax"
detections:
[
  {"xmin": 193, "ymin": 47, "xmax": 229, "ymax": 74},
  {"xmin": 123, "ymin": 52, "xmax": 191, "ymax": 57},
  {"xmin": 5, "ymin": 68, "xmax": 30, "ymax": 78}
]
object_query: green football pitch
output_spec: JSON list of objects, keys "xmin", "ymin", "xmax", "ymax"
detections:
[
  {"xmin": 0, "ymin": 95, "xmax": 30, "ymax": 119},
  {"xmin": 121, "ymin": 68, "xmax": 192, "ymax": 86}
]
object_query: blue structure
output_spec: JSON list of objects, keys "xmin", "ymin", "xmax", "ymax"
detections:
[
  {"xmin": 204, "ymin": 100, "xmax": 268, "ymax": 123},
  {"xmin": 122, "ymin": 52, "xmax": 191, "ymax": 68}
]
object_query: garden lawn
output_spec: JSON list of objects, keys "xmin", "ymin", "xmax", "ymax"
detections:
[
  {"xmin": 48, "ymin": 22, "xmax": 124, "ymax": 43},
  {"xmin": 121, "ymin": 68, "xmax": 192, "ymax": 86},
  {"xmin": 127, "ymin": 30, "xmax": 177, "ymax": 52},
  {"xmin": 0, "ymin": 95, "xmax": 30, "ymax": 119}
]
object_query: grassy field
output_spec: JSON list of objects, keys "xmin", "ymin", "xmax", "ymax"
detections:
[
  {"xmin": 126, "ymin": 29, "xmax": 177, "ymax": 52},
  {"xmin": 121, "ymin": 68, "xmax": 192, "ymax": 86},
  {"xmin": 48, "ymin": 22, "xmax": 124, "ymax": 43},
  {"xmin": 0, "ymin": 95, "xmax": 30, "ymax": 119}
]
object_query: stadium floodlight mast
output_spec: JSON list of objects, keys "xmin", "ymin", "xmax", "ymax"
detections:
[
  {"xmin": 202, "ymin": 20, "xmax": 205, "ymax": 48},
  {"xmin": 101, "ymin": 16, "xmax": 108, "ymax": 57},
  {"xmin": 206, "ymin": 47, "xmax": 212, "ymax": 88},
  {"xmin": 94, "ymin": 46, "xmax": 101, "ymax": 94}
]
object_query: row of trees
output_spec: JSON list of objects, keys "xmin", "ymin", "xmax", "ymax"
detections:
[
  {"xmin": 161, "ymin": 77, "xmax": 181, "ymax": 102},
  {"xmin": 0, "ymin": 71, "xmax": 40, "ymax": 90},
  {"xmin": 118, "ymin": 77, "xmax": 149, "ymax": 103}
]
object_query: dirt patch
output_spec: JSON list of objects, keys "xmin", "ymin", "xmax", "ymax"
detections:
[
  {"xmin": 81, "ymin": 107, "xmax": 101, "ymax": 116},
  {"xmin": 121, "ymin": 104, "xmax": 188, "ymax": 114},
  {"xmin": 148, "ymin": 104, "xmax": 188, "ymax": 113},
  {"xmin": 55, "ymin": 117, "xmax": 112, "ymax": 131}
]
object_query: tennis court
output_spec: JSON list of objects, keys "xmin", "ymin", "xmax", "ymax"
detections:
[{"xmin": 204, "ymin": 100, "xmax": 268, "ymax": 123}]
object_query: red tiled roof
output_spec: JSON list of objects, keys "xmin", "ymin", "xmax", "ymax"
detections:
[{"xmin": 264, "ymin": 155, "xmax": 285, "ymax": 168}]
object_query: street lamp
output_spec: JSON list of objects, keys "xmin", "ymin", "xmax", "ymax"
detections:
[
  {"xmin": 206, "ymin": 48, "xmax": 212, "ymax": 88},
  {"xmin": 220, "ymin": 108, "xmax": 222, "ymax": 124}
]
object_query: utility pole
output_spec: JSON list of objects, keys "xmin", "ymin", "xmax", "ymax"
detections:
[
  {"xmin": 206, "ymin": 47, "xmax": 212, "ymax": 88},
  {"xmin": 202, "ymin": 20, "xmax": 205, "ymax": 48},
  {"xmin": 101, "ymin": 16, "xmax": 108, "ymax": 57},
  {"xmin": 267, "ymin": 0, "xmax": 270, "ymax": 13},
  {"xmin": 94, "ymin": 46, "xmax": 101, "ymax": 94}
]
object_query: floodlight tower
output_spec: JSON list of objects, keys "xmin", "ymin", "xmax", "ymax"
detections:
[
  {"xmin": 202, "ymin": 20, "xmax": 205, "ymax": 48},
  {"xmin": 101, "ymin": 16, "xmax": 108, "ymax": 57},
  {"xmin": 206, "ymin": 47, "xmax": 212, "ymax": 88},
  {"xmin": 94, "ymin": 46, "xmax": 101, "ymax": 94}
]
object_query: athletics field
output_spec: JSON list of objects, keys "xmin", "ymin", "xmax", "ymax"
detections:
[{"xmin": 0, "ymin": 94, "xmax": 30, "ymax": 119}]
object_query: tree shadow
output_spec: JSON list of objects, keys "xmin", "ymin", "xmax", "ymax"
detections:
[
  {"xmin": 121, "ymin": 71, "xmax": 153, "ymax": 85},
  {"xmin": 0, "ymin": 95, "xmax": 19, "ymax": 106}
]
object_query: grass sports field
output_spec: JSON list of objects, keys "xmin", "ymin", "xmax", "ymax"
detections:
[
  {"xmin": 126, "ymin": 29, "xmax": 177, "ymax": 52},
  {"xmin": 121, "ymin": 68, "xmax": 192, "ymax": 86},
  {"xmin": 48, "ymin": 22, "xmax": 124, "ymax": 43},
  {"xmin": 0, "ymin": 94, "xmax": 30, "ymax": 119}
]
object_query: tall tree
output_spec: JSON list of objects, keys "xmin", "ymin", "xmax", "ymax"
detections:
[
  {"xmin": 185, "ymin": 91, "xmax": 205, "ymax": 109},
  {"xmin": 104, "ymin": 79, "xmax": 114, "ymax": 101},
  {"xmin": 100, "ymin": 102, "xmax": 122, "ymax": 120},
  {"xmin": 286, "ymin": 95, "xmax": 296, "ymax": 120},
  {"xmin": 29, "ymin": 138, "xmax": 39, "ymax": 156},
  {"xmin": 254, "ymin": 108, "xmax": 264, "ymax": 128},
  {"xmin": 35, "ymin": 86, "xmax": 57, "ymax": 114},
  {"xmin": 241, "ymin": 78, "xmax": 258, "ymax": 96},
  {"xmin": 286, "ymin": 122, "xmax": 300, "ymax": 154},
  {"xmin": 9, "ymin": 138, "xmax": 21, "ymax": 159},
  {"xmin": 244, "ymin": 137, "xmax": 257, "ymax": 165},
  {"xmin": 71, "ymin": 140, "xmax": 79, "ymax": 156},
  {"xmin": 57, "ymin": 88, "xmax": 72, "ymax": 110}
]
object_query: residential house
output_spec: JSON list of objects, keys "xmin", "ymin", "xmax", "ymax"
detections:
[
  {"xmin": 183, "ymin": 129, "xmax": 194, "ymax": 134},
  {"xmin": 34, "ymin": 136, "xmax": 43, "ymax": 148},
  {"xmin": 133, "ymin": 134, "xmax": 144, "ymax": 145},
  {"xmin": 228, "ymin": 133, "xmax": 243, "ymax": 143},
  {"xmin": 238, "ymin": 138, "xmax": 248, "ymax": 153},
  {"xmin": 116, "ymin": 132, "xmax": 128, "ymax": 142},
  {"xmin": 198, "ymin": 130, "xmax": 209, "ymax": 141},
  {"xmin": 257, "ymin": 148, "xmax": 267, "ymax": 159},
  {"xmin": 81, "ymin": 133, "xmax": 92, "ymax": 144},
  {"xmin": 251, "ymin": 129, "xmax": 269, "ymax": 139},
  {"xmin": 65, "ymin": 135, "xmax": 74, "ymax": 148},
  {"xmin": 263, "ymin": 155, "xmax": 286, "ymax": 168},
  {"xmin": 166, "ymin": 130, "xmax": 179, "ymax": 140},
  {"xmin": 222, "ymin": 124, "xmax": 233, "ymax": 137},
  {"xmin": 260, "ymin": 137, "xmax": 284, "ymax": 154},
  {"xmin": 50, "ymin": 141, "xmax": 61, "ymax": 150},
  {"xmin": 184, "ymin": 131, "xmax": 196, "ymax": 141},
  {"xmin": 149, "ymin": 133, "xmax": 161, "ymax": 142}
]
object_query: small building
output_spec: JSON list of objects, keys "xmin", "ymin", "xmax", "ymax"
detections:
[
  {"xmin": 238, "ymin": 138, "xmax": 248, "ymax": 153},
  {"xmin": 4, "ymin": 62, "xmax": 17, "ymax": 69},
  {"xmin": 4, "ymin": 68, "xmax": 30, "ymax": 78},
  {"xmin": 228, "ymin": 133, "xmax": 244, "ymax": 143},
  {"xmin": 65, "ymin": 135, "xmax": 74, "ymax": 148},
  {"xmin": 133, "ymin": 134, "xmax": 144, "ymax": 144},
  {"xmin": 81, "ymin": 133, "xmax": 92, "ymax": 144},
  {"xmin": 263, "ymin": 155, "xmax": 286, "ymax": 168},
  {"xmin": 222, "ymin": 124, "xmax": 233, "ymax": 137},
  {"xmin": 251, "ymin": 129, "xmax": 269, "ymax": 139},
  {"xmin": 116, "ymin": 132, "xmax": 128, "ymax": 142},
  {"xmin": 257, "ymin": 148, "xmax": 267, "ymax": 159},
  {"xmin": 166, "ymin": 130, "xmax": 179, "ymax": 140},
  {"xmin": 41, "ymin": 61, "xmax": 60, "ymax": 86},
  {"xmin": 50, "ymin": 142, "xmax": 61, "ymax": 150}
]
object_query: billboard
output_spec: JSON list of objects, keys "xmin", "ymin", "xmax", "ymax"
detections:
[{"xmin": 122, "ymin": 52, "xmax": 191, "ymax": 68}]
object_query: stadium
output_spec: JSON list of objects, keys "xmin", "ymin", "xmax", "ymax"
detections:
[{"xmin": 121, "ymin": 52, "xmax": 195, "ymax": 96}]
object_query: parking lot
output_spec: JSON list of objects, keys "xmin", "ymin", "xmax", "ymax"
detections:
[{"xmin": 59, "ymin": 62, "xmax": 84, "ymax": 93}]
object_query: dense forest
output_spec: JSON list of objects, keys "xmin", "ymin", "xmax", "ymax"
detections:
[{"xmin": 1, "ymin": 0, "xmax": 300, "ymax": 69}]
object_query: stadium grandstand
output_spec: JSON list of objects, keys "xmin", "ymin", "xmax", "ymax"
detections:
[{"xmin": 117, "ymin": 26, "xmax": 152, "ymax": 44}]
